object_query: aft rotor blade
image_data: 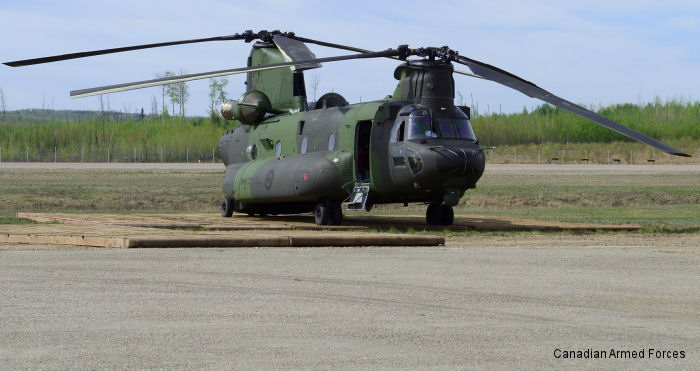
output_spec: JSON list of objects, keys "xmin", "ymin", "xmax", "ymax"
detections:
[
  {"xmin": 455, "ymin": 56, "xmax": 690, "ymax": 157},
  {"xmin": 272, "ymin": 35, "xmax": 321, "ymax": 70},
  {"xmin": 71, "ymin": 49, "xmax": 399, "ymax": 98},
  {"xmin": 3, "ymin": 35, "xmax": 244, "ymax": 67}
]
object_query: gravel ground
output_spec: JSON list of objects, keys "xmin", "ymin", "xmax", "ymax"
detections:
[{"xmin": 1, "ymin": 233, "xmax": 699, "ymax": 369}]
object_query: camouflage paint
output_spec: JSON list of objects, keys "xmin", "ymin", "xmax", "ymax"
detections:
[{"xmin": 220, "ymin": 54, "xmax": 485, "ymax": 215}]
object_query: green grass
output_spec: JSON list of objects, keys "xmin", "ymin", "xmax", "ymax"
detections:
[
  {"xmin": 0, "ymin": 211, "xmax": 37, "ymax": 224},
  {"xmin": 0, "ymin": 162, "xmax": 698, "ymax": 234},
  {"xmin": 0, "ymin": 169, "xmax": 223, "ymax": 214},
  {"xmin": 0, "ymin": 116, "xmax": 228, "ymax": 163},
  {"xmin": 368, "ymin": 167, "xmax": 700, "ymax": 233},
  {"xmin": 471, "ymin": 98, "xmax": 700, "ymax": 146},
  {"xmin": 2, "ymin": 98, "xmax": 700, "ymax": 163}
]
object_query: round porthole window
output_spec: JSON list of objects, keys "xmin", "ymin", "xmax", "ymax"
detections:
[
  {"xmin": 328, "ymin": 133, "xmax": 336, "ymax": 151},
  {"xmin": 300, "ymin": 137, "xmax": 308, "ymax": 154},
  {"xmin": 246, "ymin": 144, "xmax": 257, "ymax": 160},
  {"xmin": 275, "ymin": 140, "xmax": 282, "ymax": 157}
]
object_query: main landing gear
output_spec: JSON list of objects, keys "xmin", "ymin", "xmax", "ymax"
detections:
[
  {"xmin": 426, "ymin": 203, "xmax": 454, "ymax": 226},
  {"xmin": 314, "ymin": 200, "xmax": 342, "ymax": 225},
  {"xmin": 221, "ymin": 198, "xmax": 234, "ymax": 217}
]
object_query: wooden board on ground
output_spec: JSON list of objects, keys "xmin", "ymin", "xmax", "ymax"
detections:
[
  {"xmin": 0, "ymin": 222, "xmax": 443, "ymax": 249},
  {"xmin": 2, "ymin": 212, "xmax": 641, "ymax": 249},
  {"xmin": 17, "ymin": 212, "xmax": 642, "ymax": 232}
]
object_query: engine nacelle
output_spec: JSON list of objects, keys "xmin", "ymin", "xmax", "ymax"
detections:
[{"xmin": 221, "ymin": 90, "xmax": 273, "ymax": 125}]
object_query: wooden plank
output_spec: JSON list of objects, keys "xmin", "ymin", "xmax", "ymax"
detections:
[{"xmin": 0, "ymin": 223, "xmax": 445, "ymax": 248}]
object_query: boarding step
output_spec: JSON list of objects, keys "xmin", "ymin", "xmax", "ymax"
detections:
[{"xmin": 343, "ymin": 184, "xmax": 370, "ymax": 211}]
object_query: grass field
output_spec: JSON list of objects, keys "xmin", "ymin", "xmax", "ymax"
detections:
[
  {"xmin": 2, "ymin": 99, "xmax": 699, "ymax": 163},
  {"xmin": 1, "ymin": 164, "xmax": 698, "ymax": 233},
  {"xmin": 371, "ymin": 165, "xmax": 700, "ymax": 233}
]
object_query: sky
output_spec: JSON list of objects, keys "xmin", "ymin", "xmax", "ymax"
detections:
[{"xmin": 1, "ymin": 0, "xmax": 699, "ymax": 116}]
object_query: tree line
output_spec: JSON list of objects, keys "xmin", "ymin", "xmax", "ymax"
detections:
[{"xmin": 0, "ymin": 73, "xmax": 229, "ymax": 125}]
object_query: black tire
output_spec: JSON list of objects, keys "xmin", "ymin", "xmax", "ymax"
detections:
[
  {"xmin": 440, "ymin": 204, "xmax": 454, "ymax": 226},
  {"xmin": 329, "ymin": 201, "xmax": 343, "ymax": 226},
  {"xmin": 426, "ymin": 203, "xmax": 441, "ymax": 226},
  {"xmin": 221, "ymin": 198, "xmax": 234, "ymax": 217},
  {"xmin": 314, "ymin": 201, "xmax": 331, "ymax": 225}
]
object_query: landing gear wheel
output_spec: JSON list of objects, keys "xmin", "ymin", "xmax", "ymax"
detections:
[
  {"xmin": 329, "ymin": 202, "xmax": 343, "ymax": 226},
  {"xmin": 426, "ymin": 204, "xmax": 441, "ymax": 226},
  {"xmin": 221, "ymin": 198, "xmax": 234, "ymax": 217},
  {"xmin": 426, "ymin": 204, "xmax": 454, "ymax": 226},
  {"xmin": 314, "ymin": 201, "xmax": 343, "ymax": 226},
  {"xmin": 440, "ymin": 204, "xmax": 454, "ymax": 226},
  {"xmin": 314, "ymin": 202, "xmax": 330, "ymax": 225}
]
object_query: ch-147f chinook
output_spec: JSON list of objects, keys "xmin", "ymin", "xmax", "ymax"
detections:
[{"xmin": 5, "ymin": 30, "xmax": 690, "ymax": 226}]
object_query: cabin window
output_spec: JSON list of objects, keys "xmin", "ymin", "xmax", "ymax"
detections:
[
  {"xmin": 300, "ymin": 137, "xmax": 308, "ymax": 154},
  {"xmin": 328, "ymin": 133, "xmax": 336, "ymax": 151},
  {"xmin": 275, "ymin": 140, "xmax": 282, "ymax": 157},
  {"xmin": 246, "ymin": 144, "xmax": 257, "ymax": 160},
  {"xmin": 406, "ymin": 148, "xmax": 423, "ymax": 175}
]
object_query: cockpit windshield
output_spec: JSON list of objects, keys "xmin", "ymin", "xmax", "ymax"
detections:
[
  {"xmin": 407, "ymin": 111, "xmax": 437, "ymax": 139},
  {"xmin": 391, "ymin": 105, "xmax": 477, "ymax": 142},
  {"xmin": 436, "ymin": 118, "xmax": 476, "ymax": 141}
]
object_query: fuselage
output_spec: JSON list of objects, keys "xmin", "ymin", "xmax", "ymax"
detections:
[{"xmin": 219, "ymin": 97, "xmax": 485, "ymax": 214}]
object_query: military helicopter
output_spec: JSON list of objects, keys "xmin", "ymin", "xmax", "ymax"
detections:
[{"xmin": 5, "ymin": 30, "xmax": 690, "ymax": 226}]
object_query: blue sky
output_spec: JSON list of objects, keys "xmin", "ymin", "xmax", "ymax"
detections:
[{"xmin": 1, "ymin": 0, "xmax": 699, "ymax": 116}]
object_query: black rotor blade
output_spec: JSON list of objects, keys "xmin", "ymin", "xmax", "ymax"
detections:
[
  {"xmin": 71, "ymin": 48, "xmax": 399, "ymax": 98},
  {"xmin": 455, "ymin": 56, "xmax": 690, "ymax": 157},
  {"xmin": 289, "ymin": 35, "xmax": 483, "ymax": 79},
  {"xmin": 3, "ymin": 35, "xmax": 243, "ymax": 67},
  {"xmin": 287, "ymin": 35, "xmax": 373, "ymax": 54}
]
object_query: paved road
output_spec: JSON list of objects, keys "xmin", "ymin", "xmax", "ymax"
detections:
[{"xmin": 1, "ymin": 237, "xmax": 699, "ymax": 369}]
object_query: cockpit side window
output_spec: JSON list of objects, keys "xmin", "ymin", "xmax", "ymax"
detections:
[
  {"xmin": 452, "ymin": 108, "xmax": 476, "ymax": 140},
  {"xmin": 391, "ymin": 121, "xmax": 406, "ymax": 143}
]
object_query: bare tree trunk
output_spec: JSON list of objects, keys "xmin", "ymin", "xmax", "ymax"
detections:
[
  {"xmin": 310, "ymin": 73, "xmax": 320, "ymax": 102},
  {"xmin": 0, "ymin": 88, "xmax": 6, "ymax": 121}
]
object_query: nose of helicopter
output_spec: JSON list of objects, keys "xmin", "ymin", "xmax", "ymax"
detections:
[{"xmin": 433, "ymin": 146, "xmax": 485, "ymax": 176}]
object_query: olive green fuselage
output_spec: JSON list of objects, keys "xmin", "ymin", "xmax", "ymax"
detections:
[
  {"xmin": 219, "ymin": 98, "xmax": 485, "ymax": 214},
  {"xmin": 219, "ymin": 55, "xmax": 485, "ymax": 215}
]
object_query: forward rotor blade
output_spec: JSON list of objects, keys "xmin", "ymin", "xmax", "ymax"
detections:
[
  {"xmin": 71, "ymin": 49, "xmax": 399, "ymax": 98},
  {"xmin": 287, "ymin": 35, "xmax": 373, "ymax": 54},
  {"xmin": 455, "ymin": 56, "xmax": 690, "ymax": 157},
  {"xmin": 289, "ymin": 35, "xmax": 484, "ymax": 79},
  {"xmin": 3, "ymin": 35, "xmax": 242, "ymax": 67}
]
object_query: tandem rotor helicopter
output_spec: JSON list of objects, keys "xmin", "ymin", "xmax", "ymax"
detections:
[{"xmin": 5, "ymin": 30, "xmax": 690, "ymax": 226}]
